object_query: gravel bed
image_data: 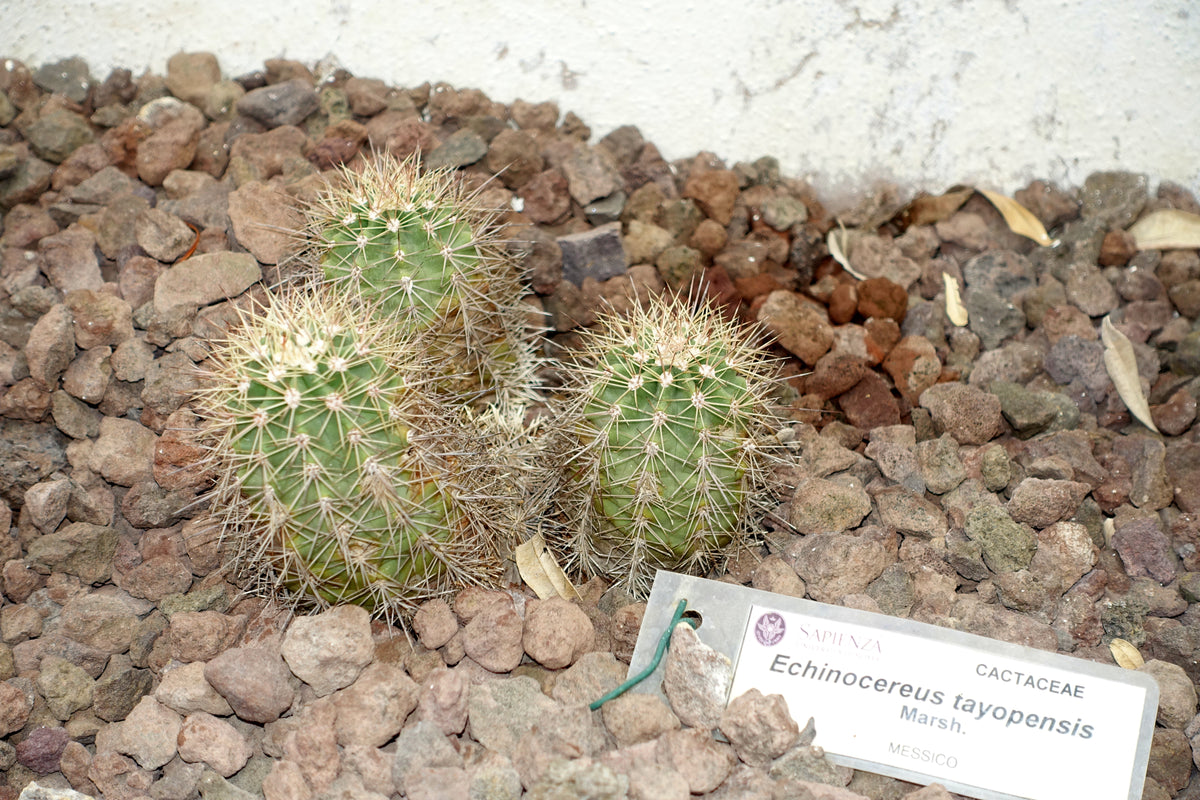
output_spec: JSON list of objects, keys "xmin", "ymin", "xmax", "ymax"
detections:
[{"xmin": 1, "ymin": 52, "xmax": 1200, "ymax": 799}]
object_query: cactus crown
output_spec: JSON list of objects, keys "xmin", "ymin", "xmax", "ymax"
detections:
[
  {"xmin": 562, "ymin": 293, "xmax": 781, "ymax": 595},
  {"xmin": 299, "ymin": 153, "xmax": 538, "ymax": 405}
]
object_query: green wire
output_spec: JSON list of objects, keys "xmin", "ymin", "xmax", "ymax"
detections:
[{"xmin": 589, "ymin": 599, "xmax": 697, "ymax": 711}]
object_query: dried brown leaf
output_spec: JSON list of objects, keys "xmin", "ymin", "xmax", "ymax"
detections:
[
  {"xmin": 1128, "ymin": 209, "xmax": 1200, "ymax": 250},
  {"xmin": 900, "ymin": 188, "xmax": 972, "ymax": 228},
  {"xmin": 1109, "ymin": 638, "xmax": 1144, "ymax": 670},
  {"xmin": 827, "ymin": 224, "xmax": 867, "ymax": 279},
  {"xmin": 1101, "ymin": 315, "xmax": 1159, "ymax": 433},
  {"xmin": 978, "ymin": 189, "xmax": 1056, "ymax": 246},
  {"xmin": 943, "ymin": 273, "xmax": 968, "ymax": 326},
  {"xmin": 515, "ymin": 532, "xmax": 579, "ymax": 600}
]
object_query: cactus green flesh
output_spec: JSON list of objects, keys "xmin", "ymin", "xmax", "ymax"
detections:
[
  {"xmin": 302, "ymin": 154, "xmax": 538, "ymax": 405},
  {"xmin": 196, "ymin": 288, "xmax": 513, "ymax": 619},
  {"xmin": 562, "ymin": 294, "xmax": 779, "ymax": 594}
]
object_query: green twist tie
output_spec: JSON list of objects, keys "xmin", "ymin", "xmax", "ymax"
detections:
[{"xmin": 589, "ymin": 599, "xmax": 697, "ymax": 711}]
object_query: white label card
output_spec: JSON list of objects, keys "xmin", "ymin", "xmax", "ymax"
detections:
[{"xmin": 629, "ymin": 572, "xmax": 1158, "ymax": 800}]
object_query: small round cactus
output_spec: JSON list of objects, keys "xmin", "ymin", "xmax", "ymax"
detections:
[
  {"xmin": 299, "ymin": 153, "xmax": 538, "ymax": 405},
  {"xmin": 194, "ymin": 286, "xmax": 523, "ymax": 620},
  {"xmin": 554, "ymin": 293, "xmax": 782, "ymax": 596}
]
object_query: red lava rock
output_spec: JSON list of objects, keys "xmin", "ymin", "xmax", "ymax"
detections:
[
  {"xmin": 682, "ymin": 168, "xmax": 739, "ymax": 226},
  {"xmin": 203, "ymin": 645, "xmax": 294, "ymax": 723},
  {"xmin": 518, "ymin": 168, "xmax": 571, "ymax": 224},
  {"xmin": 1152, "ymin": 388, "xmax": 1197, "ymax": 436},
  {"xmin": 1099, "ymin": 229, "xmax": 1138, "ymax": 267},
  {"xmin": 837, "ymin": 371, "xmax": 901, "ymax": 430},
  {"xmin": 882, "ymin": 334, "xmax": 942, "ymax": 404},
  {"xmin": 16, "ymin": 725, "xmax": 70, "ymax": 774},
  {"xmin": 806, "ymin": 352, "xmax": 869, "ymax": 400},
  {"xmin": 919, "ymin": 382, "xmax": 1003, "ymax": 445},
  {"xmin": 828, "ymin": 282, "xmax": 857, "ymax": 323},
  {"xmin": 689, "ymin": 218, "xmax": 728, "ymax": 256},
  {"xmin": 462, "ymin": 595, "xmax": 525, "ymax": 673},
  {"xmin": 856, "ymin": 276, "xmax": 908, "ymax": 322},
  {"xmin": 1113, "ymin": 516, "xmax": 1177, "ymax": 584},
  {"xmin": 756, "ymin": 290, "xmax": 833, "ymax": 366}
]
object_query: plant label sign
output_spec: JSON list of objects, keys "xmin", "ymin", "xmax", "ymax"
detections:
[{"xmin": 629, "ymin": 572, "xmax": 1158, "ymax": 800}]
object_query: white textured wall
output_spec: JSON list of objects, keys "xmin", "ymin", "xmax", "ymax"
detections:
[{"xmin": 7, "ymin": 0, "xmax": 1199, "ymax": 205}]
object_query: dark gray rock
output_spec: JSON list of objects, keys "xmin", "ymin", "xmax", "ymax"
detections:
[{"xmin": 557, "ymin": 222, "xmax": 628, "ymax": 287}]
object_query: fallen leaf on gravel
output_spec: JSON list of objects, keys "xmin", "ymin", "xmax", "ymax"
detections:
[
  {"xmin": 899, "ymin": 188, "xmax": 972, "ymax": 227},
  {"xmin": 1101, "ymin": 315, "xmax": 1160, "ymax": 433},
  {"xmin": 943, "ymin": 273, "xmax": 968, "ymax": 326},
  {"xmin": 1128, "ymin": 208, "xmax": 1200, "ymax": 250},
  {"xmin": 516, "ymin": 532, "xmax": 579, "ymax": 600},
  {"xmin": 828, "ymin": 224, "xmax": 867, "ymax": 279},
  {"xmin": 1109, "ymin": 638, "xmax": 1144, "ymax": 669},
  {"xmin": 979, "ymin": 189, "xmax": 1056, "ymax": 247}
]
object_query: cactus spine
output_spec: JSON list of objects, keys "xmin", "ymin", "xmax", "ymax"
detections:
[
  {"xmin": 195, "ymin": 287, "xmax": 521, "ymax": 620},
  {"xmin": 556, "ymin": 293, "xmax": 780, "ymax": 596},
  {"xmin": 300, "ymin": 153, "xmax": 537, "ymax": 405}
]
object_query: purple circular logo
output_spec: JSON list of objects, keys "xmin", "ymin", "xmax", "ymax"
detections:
[{"xmin": 754, "ymin": 612, "xmax": 786, "ymax": 646}]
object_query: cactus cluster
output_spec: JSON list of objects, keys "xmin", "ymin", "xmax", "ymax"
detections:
[
  {"xmin": 552, "ymin": 293, "xmax": 781, "ymax": 596},
  {"xmin": 195, "ymin": 151, "xmax": 784, "ymax": 618}
]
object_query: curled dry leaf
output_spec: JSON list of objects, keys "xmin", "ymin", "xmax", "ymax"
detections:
[
  {"xmin": 515, "ymin": 532, "xmax": 580, "ymax": 601},
  {"xmin": 827, "ymin": 224, "xmax": 868, "ymax": 280},
  {"xmin": 943, "ymin": 273, "xmax": 968, "ymax": 326},
  {"xmin": 1109, "ymin": 638, "xmax": 1144, "ymax": 670},
  {"xmin": 1128, "ymin": 208, "xmax": 1200, "ymax": 250},
  {"xmin": 978, "ymin": 189, "xmax": 1057, "ymax": 247},
  {"xmin": 899, "ymin": 188, "xmax": 972, "ymax": 228},
  {"xmin": 1101, "ymin": 315, "xmax": 1160, "ymax": 433}
]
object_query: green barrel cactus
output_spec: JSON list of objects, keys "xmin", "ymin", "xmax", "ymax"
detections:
[
  {"xmin": 194, "ymin": 286, "xmax": 525, "ymax": 619},
  {"xmin": 299, "ymin": 153, "xmax": 538, "ymax": 405},
  {"xmin": 554, "ymin": 293, "xmax": 781, "ymax": 596}
]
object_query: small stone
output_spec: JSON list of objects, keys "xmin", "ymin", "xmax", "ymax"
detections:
[
  {"xmin": 837, "ymin": 372, "xmax": 902, "ymax": 430},
  {"xmin": 227, "ymin": 181, "xmax": 304, "ymax": 265},
  {"xmin": 751, "ymin": 554, "xmax": 807, "ymax": 598},
  {"xmin": 203, "ymin": 645, "xmax": 294, "ymax": 723},
  {"xmin": 236, "ymin": 79, "xmax": 320, "ymax": 128},
  {"xmin": 26, "ymin": 108, "xmax": 95, "ymax": 164},
  {"xmin": 522, "ymin": 597, "xmax": 595, "ymax": 669},
  {"xmin": 25, "ymin": 303, "xmax": 75, "ymax": 390},
  {"xmin": 166, "ymin": 52, "xmax": 222, "ymax": 107},
  {"xmin": 331, "ymin": 661, "xmax": 418, "ymax": 747},
  {"xmin": 662, "ymin": 623, "xmax": 731, "ymax": 730},
  {"xmin": 414, "ymin": 666, "xmax": 469, "ymax": 735},
  {"xmin": 177, "ymin": 711, "xmax": 253, "ymax": 777},
  {"xmin": 557, "ymin": 222, "xmax": 627, "ymax": 287},
  {"xmin": 990, "ymin": 380, "xmax": 1058, "ymax": 438},
  {"xmin": 681, "ymin": 168, "xmax": 738, "ymax": 226},
  {"xmin": 15, "ymin": 725, "xmax": 70, "ymax": 774},
  {"xmin": 468, "ymin": 676, "xmax": 560, "ymax": 757},
  {"xmin": 1080, "ymin": 171, "xmax": 1148, "ymax": 229},
  {"xmin": 135, "ymin": 207, "xmax": 194, "ymax": 263},
  {"xmin": 64, "ymin": 290, "xmax": 134, "ymax": 350},
  {"xmin": 881, "ymin": 335, "xmax": 940, "ymax": 404},
  {"xmin": 154, "ymin": 251, "xmax": 261, "ymax": 314},
  {"xmin": 560, "ymin": 145, "xmax": 622, "ymax": 206},
  {"xmin": 1066, "ymin": 268, "xmax": 1119, "ymax": 317},
  {"xmin": 873, "ymin": 486, "xmax": 947, "ymax": 539},
  {"xmin": 461, "ymin": 595, "xmax": 524, "ymax": 673},
  {"xmin": 787, "ymin": 478, "xmax": 871, "ymax": 535},
  {"xmin": 785, "ymin": 530, "xmax": 893, "ymax": 603},
  {"xmin": 962, "ymin": 250, "xmax": 1037, "ymax": 296},
  {"xmin": 154, "ymin": 661, "xmax": 234, "ymax": 716},
  {"xmin": 965, "ymin": 505, "xmax": 1036, "ymax": 573},
  {"xmin": 89, "ymin": 416, "xmax": 156, "ymax": 486},
  {"xmin": 964, "ymin": 288, "xmax": 1026, "ymax": 349},
  {"xmin": 280, "ymin": 605, "xmax": 374, "ymax": 696},
  {"xmin": 118, "ymin": 695, "xmax": 181, "ymax": 769},
  {"xmin": 919, "ymin": 382, "xmax": 1003, "ymax": 445},
  {"xmin": 856, "ymin": 277, "xmax": 907, "ymax": 322},
  {"xmin": 518, "ymin": 168, "xmax": 571, "ymax": 224},
  {"xmin": 25, "ymin": 522, "xmax": 118, "ymax": 585},
  {"xmin": 551, "ymin": 651, "xmax": 628, "ymax": 706},
  {"xmin": 719, "ymin": 688, "xmax": 800, "ymax": 767},
  {"xmin": 0, "ymin": 679, "xmax": 33, "ymax": 736},
  {"xmin": 411, "ymin": 598, "xmax": 458, "ymax": 650},
  {"xmin": 914, "ymin": 434, "xmax": 967, "ymax": 495},
  {"xmin": 600, "ymin": 692, "xmax": 680, "ymax": 747},
  {"xmin": 424, "ymin": 128, "xmax": 488, "ymax": 171},
  {"xmin": 1113, "ymin": 516, "xmax": 1176, "ymax": 584},
  {"xmin": 757, "ymin": 291, "xmax": 833, "ymax": 366},
  {"xmin": 1139, "ymin": 660, "xmax": 1196, "ymax": 730},
  {"xmin": 1007, "ymin": 478, "xmax": 1090, "ymax": 528}
]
